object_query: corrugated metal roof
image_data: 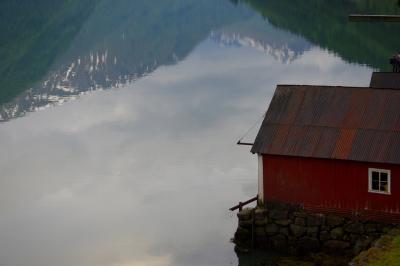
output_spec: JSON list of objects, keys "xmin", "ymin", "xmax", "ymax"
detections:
[
  {"xmin": 251, "ymin": 85, "xmax": 400, "ymax": 164},
  {"xmin": 370, "ymin": 72, "xmax": 400, "ymax": 89}
]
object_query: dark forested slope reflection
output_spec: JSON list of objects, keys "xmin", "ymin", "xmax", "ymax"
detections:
[
  {"xmin": 232, "ymin": 0, "xmax": 400, "ymax": 70},
  {"xmin": 3, "ymin": 0, "xmax": 392, "ymax": 122},
  {"xmin": 0, "ymin": 0, "xmax": 255, "ymax": 121},
  {"xmin": 0, "ymin": 0, "xmax": 96, "ymax": 104}
]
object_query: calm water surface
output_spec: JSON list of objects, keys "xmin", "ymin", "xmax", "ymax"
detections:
[{"xmin": 1, "ymin": 1, "xmax": 398, "ymax": 265}]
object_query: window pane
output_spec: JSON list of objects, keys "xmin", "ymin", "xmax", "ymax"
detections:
[
  {"xmin": 381, "ymin": 173, "xmax": 388, "ymax": 183},
  {"xmin": 372, "ymin": 171, "xmax": 379, "ymax": 180},
  {"xmin": 380, "ymin": 181, "xmax": 388, "ymax": 192},
  {"xmin": 372, "ymin": 177, "xmax": 380, "ymax": 191}
]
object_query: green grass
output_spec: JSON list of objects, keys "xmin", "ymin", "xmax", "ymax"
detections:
[
  {"xmin": 352, "ymin": 229, "xmax": 400, "ymax": 266},
  {"xmin": 367, "ymin": 236, "xmax": 400, "ymax": 266}
]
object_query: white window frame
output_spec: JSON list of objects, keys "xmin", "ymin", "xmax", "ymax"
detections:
[{"xmin": 368, "ymin": 168, "xmax": 391, "ymax": 195}]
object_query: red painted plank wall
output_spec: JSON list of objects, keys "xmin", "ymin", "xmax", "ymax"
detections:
[{"xmin": 263, "ymin": 154, "xmax": 400, "ymax": 222}]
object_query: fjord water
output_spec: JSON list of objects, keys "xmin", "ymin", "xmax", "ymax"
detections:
[{"xmin": 0, "ymin": 1, "xmax": 398, "ymax": 265}]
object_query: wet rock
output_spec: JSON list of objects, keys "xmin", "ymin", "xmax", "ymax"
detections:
[
  {"xmin": 287, "ymin": 246, "xmax": 298, "ymax": 256},
  {"xmin": 323, "ymin": 240, "xmax": 350, "ymax": 254},
  {"xmin": 255, "ymin": 217, "xmax": 268, "ymax": 226},
  {"xmin": 275, "ymin": 219, "xmax": 291, "ymax": 226},
  {"xmin": 237, "ymin": 208, "xmax": 253, "ymax": 220},
  {"xmin": 279, "ymin": 227, "xmax": 289, "ymax": 236},
  {"xmin": 307, "ymin": 215, "xmax": 323, "ymax": 227},
  {"xmin": 307, "ymin": 226, "xmax": 319, "ymax": 238},
  {"xmin": 287, "ymin": 236, "xmax": 297, "ymax": 245},
  {"xmin": 293, "ymin": 211, "xmax": 308, "ymax": 218},
  {"xmin": 294, "ymin": 217, "xmax": 306, "ymax": 226},
  {"xmin": 344, "ymin": 222, "xmax": 364, "ymax": 234},
  {"xmin": 234, "ymin": 245, "xmax": 250, "ymax": 254},
  {"xmin": 298, "ymin": 236, "xmax": 320, "ymax": 254},
  {"xmin": 321, "ymin": 225, "xmax": 330, "ymax": 231},
  {"xmin": 234, "ymin": 203, "xmax": 395, "ymax": 257},
  {"xmin": 270, "ymin": 234, "xmax": 287, "ymax": 250},
  {"xmin": 254, "ymin": 226, "xmax": 266, "ymax": 237},
  {"xmin": 265, "ymin": 223, "xmax": 279, "ymax": 235},
  {"xmin": 320, "ymin": 230, "xmax": 331, "ymax": 241},
  {"xmin": 330, "ymin": 227, "xmax": 344, "ymax": 240},
  {"xmin": 353, "ymin": 236, "xmax": 373, "ymax": 255},
  {"xmin": 365, "ymin": 223, "xmax": 377, "ymax": 233},
  {"xmin": 376, "ymin": 223, "xmax": 387, "ymax": 233},
  {"xmin": 254, "ymin": 208, "xmax": 268, "ymax": 219},
  {"xmin": 326, "ymin": 214, "xmax": 343, "ymax": 227},
  {"xmin": 269, "ymin": 209, "xmax": 288, "ymax": 220},
  {"xmin": 235, "ymin": 227, "xmax": 251, "ymax": 242},
  {"xmin": 239, "ymin": 220, "xmax": 252, "ymax": 229},
  {"xmin": 350, "ymin": 234, "xmax": 361, "ymax": 244},
  {"xmin": 290, "ymin": 224, "xmax": 306, "ymax": 237},
  {"xmin": 255, "ymin": 236, "xmax": 269, "ymax": 249}
]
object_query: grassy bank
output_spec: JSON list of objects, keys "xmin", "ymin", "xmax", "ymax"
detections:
[{"xmin": 352, "ymin": 228, "xmax": 400, "ymax": 266}]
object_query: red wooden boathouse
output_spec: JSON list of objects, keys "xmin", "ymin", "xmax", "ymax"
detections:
[{"xmin": 251, "ymin": 72, "xmax": 400, "ymax": 223}]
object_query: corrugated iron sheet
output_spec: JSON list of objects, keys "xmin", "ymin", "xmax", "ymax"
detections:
[
  {"xmin": 251, "ymin": 85, "xmax": 400, "ymax": 165},
  {"xmin": 370, "ymin": 72, "xmax": 400, "ymax": 89},
  {"xmin": 263, "ymin": 154, "xmax": 400, "ymax": 223}
]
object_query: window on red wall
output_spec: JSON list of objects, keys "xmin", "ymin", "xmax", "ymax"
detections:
[{"xmin": 368, "ymin": 168, "xmax": 391, "ymax": 195}]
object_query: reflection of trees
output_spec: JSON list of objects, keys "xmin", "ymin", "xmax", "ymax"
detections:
[
  {"xmin": 0, "ymin": 0, "xmax": 97, "ymax": 103},
  {"xmin": 231, "ymin": 0, "xmax": 400, "ymax": 70},
  {"xmin": 0, "ymin": 0, "xmax": 249, "ymax": 121}
]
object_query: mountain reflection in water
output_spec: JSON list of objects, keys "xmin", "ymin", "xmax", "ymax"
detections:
[
  {"xmin": 2, "ymin": 0, "xmax": 399, "ymax": 121},
  {"xmin": 0, "ymin": 0, "xmax": 252, "ymax": 121}
]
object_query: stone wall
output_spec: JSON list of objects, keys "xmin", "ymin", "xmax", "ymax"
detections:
[{"xmin": 234, "ymin": 202, "xmax": 396, "ymax": 256}]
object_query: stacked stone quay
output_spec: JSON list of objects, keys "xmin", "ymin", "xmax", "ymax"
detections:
[{"xmin": 234, "ymin": 202, "xmax": 396, "ymax": 256}]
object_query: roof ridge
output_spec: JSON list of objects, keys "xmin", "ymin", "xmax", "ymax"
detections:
[
  {"xmin": 262, "ymin": 123, "xmax": 400, "ymax": 132},
  {"xmin": 276, "ymin": 84, "xmax": 400, "ymax": 91}
]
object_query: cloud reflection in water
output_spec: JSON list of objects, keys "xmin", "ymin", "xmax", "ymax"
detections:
[{"xmin": 0, "ymin": 39, "xmax": 372, "ymax": 266}]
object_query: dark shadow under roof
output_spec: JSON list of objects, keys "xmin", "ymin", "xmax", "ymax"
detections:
[{"xmin": 251, "ymin": 85, "xmax": 400, "ymax": 165}]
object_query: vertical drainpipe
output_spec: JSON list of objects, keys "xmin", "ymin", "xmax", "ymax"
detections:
[{"xmin": 258, "ymin": 154, "xmax": 264, "ymax": 206}]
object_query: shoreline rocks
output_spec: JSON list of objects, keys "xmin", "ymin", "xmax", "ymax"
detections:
[{"xmin": 234, "ymin": 202, "xmax": 397, "ymax": 258}]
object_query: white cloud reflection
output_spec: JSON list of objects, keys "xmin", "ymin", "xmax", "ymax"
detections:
[{"xmin": 0, "ymin": 39, "xmax": 372, "ymax": 266}]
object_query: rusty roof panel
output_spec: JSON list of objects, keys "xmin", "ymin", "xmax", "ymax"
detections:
[
  {"xmin": 386, "ymin": 132, "xmax": 400, "ymax": 164},
  {"xmin": 394, "ymin": 111, "xmax": 400, "ymax": 131},
  {"xmin": 269, "ymin": 124, "xmax": 290, "ymax": 154},
  {"xmin": 332, "ymin": 129, "xmax": 356, "ymax": 160},
  {"xmin": 251, "ymin": 124, "xmax": 278, "ymax": 155},
  {"xmin": 264, "ymin": 87, "xmax": 303, "ymax": 125},
  {"xmin": 297, "ymin": 126, "xmax": 322, "ymax": 157},
  {"xmin": 362, "ymin": 90, "xmax": 386, "ymax": 129},
  {"xmin": 312, "ymin": 127, "xmax": 339, "ymax": 158},
  {"xmin": 280, "ymin": 126, "xmax": 302, "ymax": 155},
  {"xmin": 343, "ymin": 89, "xmax": 369, "ymax": 129},
  {"xmin": 251, "ymin": 85, "xmax": 400, "ymax": 164},
  {"xmin": 378, "ymin": 91, "xmax": 399, "ymax": 130},
  {"xmin": 316, "ymin": 89, "xmax": 343, "ymax": 127},
  {"xmin": 294, "ymin": 88, "xmax": 318, "ymax": 126}
]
